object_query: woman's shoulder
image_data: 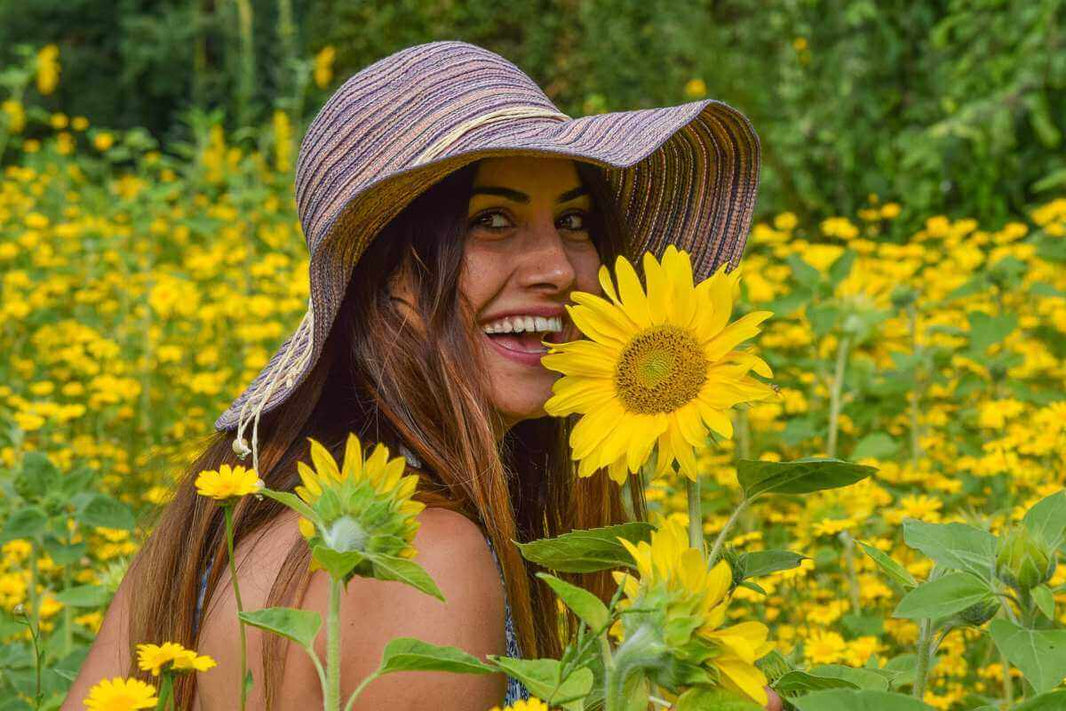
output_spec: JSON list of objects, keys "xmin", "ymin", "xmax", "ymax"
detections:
[{"xmin": 291, "ymin": 506, "xmax": 509, "ymax": 707}]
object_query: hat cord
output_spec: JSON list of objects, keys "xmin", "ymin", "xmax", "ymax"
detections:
[
  {"xmin": 412, "ymin": 105, "xmax": 570, "ymax": 167},
  {"xmin": 232, "ymin": 296, "xmax": 315, "ymax": 473}
]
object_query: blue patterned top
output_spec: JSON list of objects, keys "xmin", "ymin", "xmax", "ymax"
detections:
[{"xmin": 193, "ymin": 535, "xmax": 530, "ymax": 706}]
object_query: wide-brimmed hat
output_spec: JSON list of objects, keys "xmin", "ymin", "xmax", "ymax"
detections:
[{"xmin": 215, "ymin": 39, "xmax": 761, "ymax": 467}]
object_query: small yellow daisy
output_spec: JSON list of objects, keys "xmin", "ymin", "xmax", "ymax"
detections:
[
  {"xmin": 488, "ymin": 697, "xmax": 551, "ymax": 711},
  {"xmin": 83, "ymin": 676, "xmax": 158, "ymax": 710},
  {"xmin": 194, "ymin": 463, "xmax": 263, "ymax": 502},
  {"xmin": 136, "ymin": 641, "xmax": 217, "ymax": 676}
]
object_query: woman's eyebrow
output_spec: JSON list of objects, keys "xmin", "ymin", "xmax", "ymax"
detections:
[{"xmin": 470, "ymin": 185, "xmax": 589, "ymax": 204}]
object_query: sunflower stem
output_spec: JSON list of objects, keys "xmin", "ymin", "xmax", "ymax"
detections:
[
  {"xmin": 686, "ymin": 475, "xmax": 704, "ymax": 555},
  {"xmin": 708, "ymin": 497, "xmax": 751, "ymax": 567},
  {"xmin": 326, "ymin": 576, "xmax": 343, "ymax": 711},
  {"xmin": 827, "ymin": 334, "xmax": 852, "ymax": 458},
  {"xmin": 223, "ymin": 505, "xmax": 248, "ymax": 711},
  {"xmin": 913, "ymin": 617, "xmax": 933, "ymax": 700}
]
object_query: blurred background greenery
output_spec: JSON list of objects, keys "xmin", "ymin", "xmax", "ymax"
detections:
[{"xmin": 2, "ymin": 0, "xmax": 1063, "ymax": 226}]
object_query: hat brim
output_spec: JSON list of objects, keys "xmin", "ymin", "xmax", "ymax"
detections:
[{"xmin": 215, "ymin": 98, "xmax": 760, "ymax": 433}]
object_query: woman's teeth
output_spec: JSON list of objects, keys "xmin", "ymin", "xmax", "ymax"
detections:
[{"xmin": 481, "ymin": 315, "xmax": 563, "ymax": 335}]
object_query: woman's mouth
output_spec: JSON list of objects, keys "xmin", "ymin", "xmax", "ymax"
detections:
[{"xmin": 481, "ymin": 314, "xmax": 569, "ymax": 367}]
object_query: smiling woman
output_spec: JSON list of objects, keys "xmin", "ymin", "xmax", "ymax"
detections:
[{"xmin": 64, "ymin": 39, "xmax": 774, "ymax": 711}]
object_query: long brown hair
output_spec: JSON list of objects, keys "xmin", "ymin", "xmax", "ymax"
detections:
[{"xmin": 126, "ymin": 158, "xmax": 647, "ymax": 708}]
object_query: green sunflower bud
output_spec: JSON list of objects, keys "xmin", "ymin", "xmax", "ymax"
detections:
[
  {"xmin": 996, "ymin": 525, "xmax": 1055, "ymax": 591},
  {"xmin": 955, "ymin": 596, "xmax": 1000, "ymax": 627}
]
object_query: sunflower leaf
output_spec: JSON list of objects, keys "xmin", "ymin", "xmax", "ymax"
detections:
[
  {"xmin": 369, "ymin": 553, "xmax": 445, "ymax": 601},
  {"xmin": 377, "ymin": 637, "xmax": 496, "ymax": 675},
  {"xmin": 239, "ymin": 607, "xmax": 321, "ymax": 651},
  {"xmin": 536, "ymin": 573, "xmax": 609, "ymax": 631},
  {"xmin": 515, "ymin": 522, "xmax": 655, "ymax": 573},
  {"xmin": 736, "ymin": 458, "xmax": 876, "ymax": 500}
]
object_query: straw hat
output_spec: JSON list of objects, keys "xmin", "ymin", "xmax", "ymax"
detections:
[{"xmin": 215, "ymin": 40, "xmax": 761, "ymax": 469}]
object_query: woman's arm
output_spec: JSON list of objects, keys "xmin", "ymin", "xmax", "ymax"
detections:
[
  {"xmin": 61, "ymin": 560, "xmax": 137, "ymax": 709},
  {"xmin": 276, "ymin": 507, "xmax": 509, "ymax": 710}
]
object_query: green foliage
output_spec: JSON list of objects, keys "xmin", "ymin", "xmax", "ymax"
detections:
[{"xmin": 515, "ymin": 522, "xmax": 654, "ymax": 572}]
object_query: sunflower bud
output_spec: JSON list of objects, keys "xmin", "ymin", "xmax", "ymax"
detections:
[
  {"xmin": 996, "ymin": 525, "xmax": 1055, "ymax": 591},
  {"xmin": 955, "ymin": 597, "xmax": 1000, "ymax": 627}
]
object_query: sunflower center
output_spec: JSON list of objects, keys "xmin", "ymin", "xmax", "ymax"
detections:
[{"xmin": 614, "ymin": 325, "xmax": 707, "ymax": 414}]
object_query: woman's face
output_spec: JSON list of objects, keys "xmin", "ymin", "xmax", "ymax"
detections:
[{"xmin": 460, "ymin": 156, "xmax": 602, "ymax": 432}]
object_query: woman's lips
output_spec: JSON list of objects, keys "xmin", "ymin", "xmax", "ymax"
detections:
[{"xmin": 484, "ymin": 332, "xmax": 550, "ymax": 367}]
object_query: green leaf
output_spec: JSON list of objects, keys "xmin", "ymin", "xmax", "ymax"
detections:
[
  {"xmin": 259, "ymin": 489, "xmax": 318, "ymax": 522},
  {"xmin": 736, "ymin": 458, "xmax": 875, "ymax": 499},
  {"xmin": 775, "ymin": 670, "xmax": 859, "ymax": 693},
  {"xmin": 829, "ymin": 250, "xmax": 857, "ymax": 286},
  {"xmin": 737, "ymin": 550, "xmax": 807, "ymax": 579},
  {"xmin": 787, "ymin": 253, "xmax": 822, "ymax": 287},
  {"xmin": 76, "ymin": 494, "xmax": 135, "ymax": 531},
  {"xmin": 988, "ymin": 619, "xmax": 1066, "ymax": 693},
  {"xmin": 377, "ymin": 637, "xmax": 496, "ymax": 676},
  {"xmin": 676, "ymin": 687, "xmax": 762, "ymax": 710},
  {"xmin": 1023, "ymin": 489, "xmax": 1066, "ymax": 547},
  {"xmin": 1014, "ymin": 690, "xmax": 1066, "ymax": 710},
  {"xmin": 901, "ymin": 519, "xmax": 995, "ymax": 580},
  {"xmin": 808, "ymin": 665, "xmax": 890, "ymax": 691},
  {"xmin": 311, "ymin": 545, "xmax": 366, "ymax": 581},
  {"xmin": 515, "ymin": 522, "xmax": 654, "ymax": 573},
  {"xmin": 238, "ymin": 607, "xmax": 322, "ymax": 650},
  {"xmin": 489, "ymin": 657, "xmax": 593, "ymax": 708},
  {"xmin": 42, "ymin": 540, "xmax": 87, "ymax": 567},
  {"xmin": 15, "ymin": 452, "xmax": 61, "ymax": 500},
  {"xmin": 857, "ymin": 540, "xmax": 917, "ymax": 589},
  {"xmin": 53, "ymin": 585, "xmax": 110, "ymax": 608},
  {"xmin": 851, "ymin": 433, "xmax": 899, "ymax": 461},
  {"xmin": 370, "ymin": 553, "xmax": 445, "ymax": 601},
  {"xmin": 536, "ymin": 573, "xmax": 609, "ymax": 631},
  {"xmin": 792, "ymin": 689, "xmax": 934, "ymax": 710},
  {"xmin": 1033, "ymin": 585, "xmax": 1056, "ymax": 620},
  {"xmin": 967, "ymin": 311, "xmax": 1017, "ymax": 353},
  {"xmin": 892, "ymin": 572, "xmax": 992, "ymax": 620},
  {"xmin": 0, "ymin": 507, "xmax": 48, "ymax": 543}
]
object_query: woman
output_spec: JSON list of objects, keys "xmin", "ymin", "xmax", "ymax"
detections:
[{"xmin": 67, "ymin": 41, "xmax": 780, "ymax": 709}]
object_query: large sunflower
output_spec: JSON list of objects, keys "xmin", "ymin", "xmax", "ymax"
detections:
[
  {"xmin": 542, "ymin": 246, "xmax": 776, "ymax": 483},
  {"xmin": 611, "ymin": 520, "xmax": 774, "ymax": 705}
]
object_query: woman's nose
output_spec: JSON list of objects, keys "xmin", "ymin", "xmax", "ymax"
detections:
[{"xmin": 515, "ymin": 222, "xmax": 577, "ymax": 293}]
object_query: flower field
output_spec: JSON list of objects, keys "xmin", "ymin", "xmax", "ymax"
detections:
[{"xmin": 2, "ymin": 46, "xmax": 1066, "ymax": 711}]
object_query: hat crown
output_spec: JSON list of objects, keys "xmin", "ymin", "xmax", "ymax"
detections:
[{"xmin": 294, "ymin": 41, "xmax": 560, "ymax": 254}]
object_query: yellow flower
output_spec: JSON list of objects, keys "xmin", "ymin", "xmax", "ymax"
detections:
[
  {"xmin": 94, "ymin": 132, "xmax": 115, "ymax": 151},
  {"xmin": 612, "ymin": 520, "xmax": 774, "ymax": 705},
  {"xmin": 136, "ymin": 641, "xmax": 217, "ymax": 676},
  {"xmin": 294, "ymin": 433, "xmax": 425, "ymax": 561},
  {"xmin": 543, "ymin": 247, "xmax": 777, "ymax": 483},
  {"xmin": 314, "ymin": 45, "xmax": 336, "ymax": 89},
  {"xmin": 684, "ymin": 78, "xmax": 707, "ymax": 98},
  {"xmin": 488, "ymin": 698, "xmax": 551, "ymax": 711},
  {"xmin": 2, "ymin": 100, "xmax": 26, "ymax": 133},
  {"xmin": 83, "ymin": 676, "xmax": 158, "ymax": 710},
  {"xmin": 36, "ymin": 44, "xmax": 61, "ymax": 95},
  {"xmin": 194, "ymin": 463, "xmax": 263, "ymax": 502}
]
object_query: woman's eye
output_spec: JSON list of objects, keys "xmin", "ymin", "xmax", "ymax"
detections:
[
  {"xmin": 559, "ymin": 211, "xmax": 589, "ymax": 232},
  {"xmin": 471, "ymin": 211, "xmax": 512, "ymax": 231}
]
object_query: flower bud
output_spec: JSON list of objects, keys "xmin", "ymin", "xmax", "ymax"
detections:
[
  {"xmin": 955, "ymin": 597, "xmax": 1000, "ymax": 627},
  {"xmin": 996, "ymin": 525, "xmax": 1055, "ymax": 591},
  {"xmin": 321, "ymin": 515, "xmax": 368, "ymax": 554}
]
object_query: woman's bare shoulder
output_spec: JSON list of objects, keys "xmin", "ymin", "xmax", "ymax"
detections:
[{"xmin": 276, "ymin": 506, "xmax": 508, "ymax": 710}]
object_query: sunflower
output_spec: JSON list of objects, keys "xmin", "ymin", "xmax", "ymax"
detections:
[
  {"xmin": 611, "ymin": 520, "xmax": 774, "ymax": 705},
  {"xmin": 83, "ymin": 677, "xmax": 159, "ymax": 711},
  {"xmin": 194, "ymin": 463, "xmax": 263, "ymax": 502},
  {"xmin": 293, "ymin": 434, "xmax": 425, "ymax": 571},
  {"xmin": 543, "ymin": 247, "xmax": 777, "ymax": 483}
]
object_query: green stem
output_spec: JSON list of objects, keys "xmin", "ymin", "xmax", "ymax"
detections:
[
  {"xmin": 343, "ymin": 671, "xmax": 379, "ymax": 711},
  {"xmin": 839, "ymin": 531, "xmax": 862, "ymax": 614},
  {"xmin": 155, "ymin": 674, "xmax": 174, "ymax": 711},
  {"xmin": 327, "ymin": 577, "xmax": 342, "ymax": 711},
  {"xmin": 224, "ymin": 506, "xmax": 248, "ymax": 711},
  {"xmin": 63, "ymin": 523, "xmax": 75, "ymax": 655},
  {"xmin": 601, "ymin": 631, "xmax": 622, "ymax": 711},
  {"xmin": 827, "ymin": 334, "xmax": 852, "ymax": 459},
  {"xmin": 907, "ymin": 304, "xmax": 923, "ymax": 466},
  {"xmin": 686, "ymin": 475, "xmax": 704, "ymax": 555},
  {"xmin": 1002, "ymin": 650, "xmax": 1014, "ymax": 707},
  {"xmin": 707, "ymin": 498, "xmax": 751, "ymax": 567},
  {"xmin": 913, "ymin": 618, "xmax": 933, "ymax": 700}
]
